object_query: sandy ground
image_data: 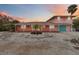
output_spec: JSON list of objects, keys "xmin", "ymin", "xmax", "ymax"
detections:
[{"xmin": 0, "ymin": 32, "xmax": 79, "ymax": 55}]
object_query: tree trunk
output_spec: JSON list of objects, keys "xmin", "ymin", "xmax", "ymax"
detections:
[{"xmin": 71, "ymin": 14, "xmax": 73, "ymax": 32}]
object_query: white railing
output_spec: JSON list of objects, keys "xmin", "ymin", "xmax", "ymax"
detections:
[{"xmin": 55, "ymin": 19, "xmax": 72, "ymax": 24}]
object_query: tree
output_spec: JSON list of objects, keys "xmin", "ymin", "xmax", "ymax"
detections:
[
  {"xmin": 0, "ymin": 17, "xmax": 19, "ymax": 31},
  {"xmin": 67, "ymin": 4, "xmax": 78, "ymax": 16},
  {"xmin": 0, "ymin": 14, "xmax": 20, "ymax": 31},
  {"xmin": 9, "ymin": 20, "xmax": 19, "ymax": 31},
  {"xmin": 31, "ymin": 24, "xmax": 42, "ymax": 34},
  {"xmin": 12, "ymin": 20, "xmax": 19, "ymax": 23},
  {"xmin": 33, "ymin": 24, "xmax": 41, "ymax": 31},
  {"xmin": 67, "ymin": 4, "xmax": 78, "ymax": 31},
  {"xmin": 73, "ymin": 18, "xmax": 79, "ymax": 31}
]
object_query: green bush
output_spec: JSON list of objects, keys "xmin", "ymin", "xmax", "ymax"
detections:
[
  {"xmin": 73, "ymin": 18, "xmax": 79, "ymax": 31},
  {"xmin": 0, "ymin": 20, "xmax": 19, "ymax": 31}
]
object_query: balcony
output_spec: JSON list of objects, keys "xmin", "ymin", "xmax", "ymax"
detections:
[{"xmin": 54, "ymin": 19, "xmax": 73, "ymax": 24}]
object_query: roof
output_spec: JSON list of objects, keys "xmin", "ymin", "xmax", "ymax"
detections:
[
  {"xmin": 15, "ymin": 15, "xmax": 77, "ymax": 25},
  {"xmin": 47, "ymin": 15, "xmax": 76, "ymax": 22},
  {"xmin": 15, "ymin": 22, "xmax": 52, "ymax": 25}
]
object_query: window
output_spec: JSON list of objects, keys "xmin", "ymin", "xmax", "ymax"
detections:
[
  {"xmin": 17, "ymin": 25, "xmax": 21, "ymax": 27},
  {"xmin": 57, "ymin": 16, "xmax": 61, "ymax": 21},
  {"xmin": 67, "ymin": 17, "xmax": 71, "ymax": 20},
  {"xmin": 43, "ymin": 25, "xmax": 49, "ymax": 28},
  {"xmin": 21, "ymin": 25, "xmax": 26, "ymax": 29},
  {"xmin": 45, "ymin": 25, "xmax": 49, "ymax": 27},
  {"xmin": 42, "ymin": 25, "xmax": 45, "ymax": 28},
  {"xmin": 26, "ymin": 25, "xmax": 30, "ymax": 27},
  {"xmin": 49, "ymin": 24, "xmax": 54, "ymax": 29}
]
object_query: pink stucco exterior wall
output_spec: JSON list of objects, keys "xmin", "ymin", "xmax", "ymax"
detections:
[
  {"xmin": 15, "ymin": 16, "xmax": 75, "ymax": 32},
  {"xmin": 47, "ymin": 16, "xmax": 73, "ymax": 32},
  {"xmin": 52, "ymin": 17, "xmax": 72, "ymax": 24},
  {"xmin": 66, "ymin": 25, "xmax": 71, "ymax": 32}
]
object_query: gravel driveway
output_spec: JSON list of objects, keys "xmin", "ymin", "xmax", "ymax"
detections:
[{"xmin": 0, "ymin": 32, "xmax": 79, "ymax": 55}]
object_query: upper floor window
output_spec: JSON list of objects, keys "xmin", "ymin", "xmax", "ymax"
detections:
[
  {"xmin": 57, "ymin": 16, "xmax": 61, "ymax": 21},
  {"xmin": 49, "ymin": 24, "xmax": 54, "ymax": 29},
  {"xmin": 67, "ymin": 17, "xmax": 71, "ymax": 20}
]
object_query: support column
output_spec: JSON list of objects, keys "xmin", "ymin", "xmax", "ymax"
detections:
[
  {"xmin": 15, "ymin": 25, "xmax": 16, "ymax": 32},
  {"xmin": 71, "ymin": 24, "xmax": 73, "ymax": 32}
]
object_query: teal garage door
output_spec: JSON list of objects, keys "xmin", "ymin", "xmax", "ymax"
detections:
[{"xmin": 59, "ymin": 25, "xmax": 66, "ymax": 32}]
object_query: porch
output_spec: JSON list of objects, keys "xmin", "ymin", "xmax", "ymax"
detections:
[{"xmin": 15, "ymin": 22, "xmax": 55, "ymax": 32}]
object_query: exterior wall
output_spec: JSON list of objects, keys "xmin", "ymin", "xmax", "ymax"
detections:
[
  {"xmin": 15, "ymin": 24, "xmax": 50, "ymax": 32},
  {"xmin": 47, "ymin": 16, "xmax": 73, "ymax": 24},
  {"xmin": 25, "ymin": 25, "xmax": 32, "ymax": 32},
  {"xmin": 49, "ymin": 24, "xmax": 58, "ymax": 32},
  {"xmin": 56, "ymin": 24, "xmax": 72, "ymax": 32},
  {"xmin": 41, "ymin": 25, "xmax": 50, "ymax": 32},
  {"xmin": 47, "ymin": 16, "xmax": 73, "ymax": 32},
  {"xmin": 15, "ymin": 25, "xmax": 22, "ymax": 32},
  {"xmin": 53, "ymin": 25, "xmax": 58, "ymax": 32},
  {"xmin": 66, "ymin": 25, "xmax": 71, "ymax": 32},
  {"xmin": 15, "ymin": 16, "xmax": 74, "ymax": 32},
  {"xmin": 53, "ymin": 17, "xmax": 72, "ymax": 24},
  {"xmin": 15, "ymin": 25, "xmax": 32, "ymax": 32},
  {"xmin": 15, "ymin": 24, "xmax": 72, "ymax": 32}
]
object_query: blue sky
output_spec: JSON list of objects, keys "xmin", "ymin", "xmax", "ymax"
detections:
[
  {"xmin": 0, "ymin": 4, "xmax": 53, "ymax": 20},
  {"xmin": 0, "ymin": 4, "xmax": 78, "ymax": 22}
]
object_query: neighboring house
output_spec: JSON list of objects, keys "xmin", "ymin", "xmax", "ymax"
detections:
[{"xmin": 15, "ymin": 15, "xmax": 75, "ymax": 32}]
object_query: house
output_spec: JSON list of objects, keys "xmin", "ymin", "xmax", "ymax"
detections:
[
  {"xmin": 15, "ymin": 22, "xmax": 53, "ymax": 32},
  {"xmin": 47, "ymin": 15, "xmax": 76, "ymax": 32},
  {"xmin": 15, "ymin": 15, "xmax": 76, "ymax": 32}
]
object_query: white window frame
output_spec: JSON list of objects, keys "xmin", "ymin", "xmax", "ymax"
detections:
[
  {"xmin": 21, "ymin": 25, "xmax": 26, "ymax": 29},
  {"xmin": 49, "ymin": 24, "xmax": 54, "ymax": 29},
  {"xmin": 57, "ymin": 16, "xmax": 61, "ymax": 21},
  {"xmin": 67, "ymin": 17, "xmax": 71, "ymax": 20}
]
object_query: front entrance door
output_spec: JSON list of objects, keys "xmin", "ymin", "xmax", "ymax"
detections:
[{"xmin": 59, "ymin": 25, "xmax": 66, "ymax": 32}]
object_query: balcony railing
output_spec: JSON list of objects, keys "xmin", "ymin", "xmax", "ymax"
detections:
[{"xmin": 54, "ymin": 19, "xmax": 73, "ymax": 24}]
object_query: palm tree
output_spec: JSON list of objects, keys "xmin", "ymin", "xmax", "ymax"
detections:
[
  {"xmin": 67, "ymin": 4, "xmax": 78, "ymax": 31},
  {"xmin": 67, "ymin": 4, "xmax": 78, "ymax": 18}
]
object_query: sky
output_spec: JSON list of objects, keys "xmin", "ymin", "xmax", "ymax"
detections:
[{"xmin": 0, "ymin": 4, "xmax": 79, "ymax": 22}]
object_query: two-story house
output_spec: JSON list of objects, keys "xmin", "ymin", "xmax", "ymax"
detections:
[{"xmin": 15, "ymin": 15, "xmax": 75, "ymax": 32}]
